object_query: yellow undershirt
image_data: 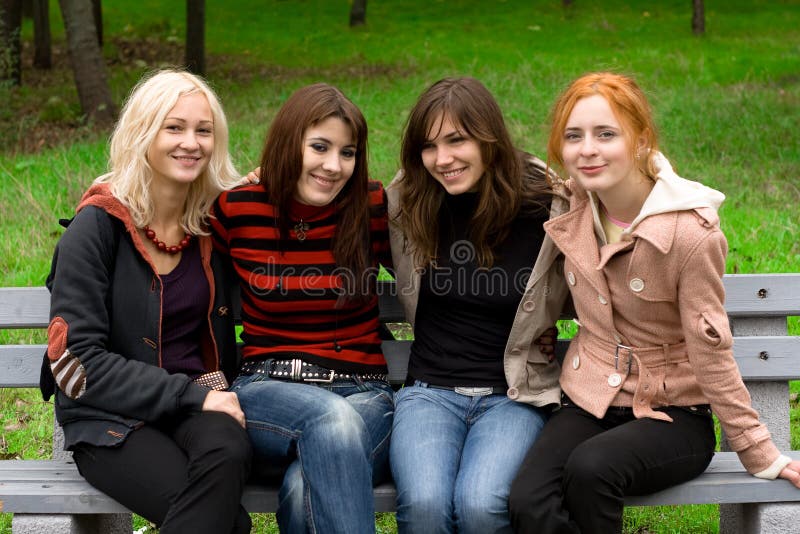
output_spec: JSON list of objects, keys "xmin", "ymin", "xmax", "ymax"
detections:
[{"xmin": 599, "ymin": 206, "xmax": 627, "ymax": 245}]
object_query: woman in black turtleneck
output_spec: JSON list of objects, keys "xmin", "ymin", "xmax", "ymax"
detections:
[{"xmin": 386, "ymin": 77, "xmax": 571, "ymax": 534}]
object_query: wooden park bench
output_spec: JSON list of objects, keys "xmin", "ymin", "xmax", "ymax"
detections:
[{"xmin": 1, "ymin": 275, "xmax": 799, "ymax": 533}]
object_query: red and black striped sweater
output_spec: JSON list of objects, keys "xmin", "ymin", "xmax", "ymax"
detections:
[{"xmin": 210, "ymin": 181, "xmax": 391, "ymax": 374}]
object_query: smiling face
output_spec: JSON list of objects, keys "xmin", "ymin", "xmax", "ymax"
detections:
[
  {"xmin": 294, "ymin": 116, "xmax": 356, "ymax": 207},
  {"xmin": 147, "ymin": 92, "xmax": 213, "ymax": 187},
  {"xmin": 420, "ymin": 112, "xmax": 485, "ymax": 196},
  {"xmin": 561, "ymin": 94, "xmax": 643, "ymax": 198}
]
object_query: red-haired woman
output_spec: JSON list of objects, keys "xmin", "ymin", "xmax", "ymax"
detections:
[
  {"xmin": 211, "ymin": 83, "xmax": 393, "ymax": 534},
  {"xmin": 509, "ymin": 72, "xmax": 800, "ymax": 533}
]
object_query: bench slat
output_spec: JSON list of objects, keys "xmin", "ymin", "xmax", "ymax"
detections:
[
  {"xmin": 0, "ymin": 288, "xmax": 50, "ymax": 329},
  {"xmin": 730, "ymin": 336, "xmax": 800, "ymax": 380},
  {"xmin": 0, "ymin": 345, "xmax": 46, "ymax": 387},
  {"xmin": 626, "ymin": 452, "xmax": 800, "ymax": 506},
  {"xmin": 4, "ymin": 337, "xmax": 797, "ymax": 389},
  {"xmin": 723, "ymin": 274, "xmax": 800, "ymax": 316},
  {"xmin": 3, "ymin": 273, "xmax": 800, "ymax": 329},
  {"xmin": 4, "ymin": 453, "xmax": 800, "ymax": 514},
  {"xmin": 0, "ymin": 460, "xmax": 398, "ymax": 513}
]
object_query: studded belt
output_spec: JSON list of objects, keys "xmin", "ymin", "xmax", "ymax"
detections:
[{"xmin": 239, "ymin": 358, "xmax": 388, "ymax": 383}]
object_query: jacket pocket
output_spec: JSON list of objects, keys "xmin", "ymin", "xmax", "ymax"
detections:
[{"xmin": 697, "ymin": 310, "xmax": 733, "ymax": 349}]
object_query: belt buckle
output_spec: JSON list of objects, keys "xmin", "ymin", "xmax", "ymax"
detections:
[
  {"xmin": 305, "ymin": 369, "xmax": 336, "ymax": 383},
  {"xmin": 614, "ymin": 344, "xmax": 633, "ymax": 373},
  {"xmin": 292, "ymin": 357, "xmax": 336, "ymax": 383},
  {"xmin": 454, "ymin": 386, "xmax": 493, "ymax": 397}
]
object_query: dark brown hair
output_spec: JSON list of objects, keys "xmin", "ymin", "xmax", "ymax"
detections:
[
  {"xmin": 259, "ymin": 83, "xmax": 371, "ymax": 298},
  {"xmin": 397, "ymin": 77, "xmax": 551, "ymax": 267}
]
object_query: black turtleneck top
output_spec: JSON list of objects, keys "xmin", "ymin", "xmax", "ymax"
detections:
[{"xmin": 408, "ymin": 192, "xmax": 549, "ymax": 387}]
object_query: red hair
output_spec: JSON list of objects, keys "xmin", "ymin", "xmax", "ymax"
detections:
[{"xmin": 547, "ymin": 72, "xmax": 659, "ymax": 181}]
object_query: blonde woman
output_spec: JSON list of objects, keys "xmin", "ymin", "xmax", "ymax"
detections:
[{"xmin": 40, "ymin": 70, "xmax": 252, "ymax": 534}]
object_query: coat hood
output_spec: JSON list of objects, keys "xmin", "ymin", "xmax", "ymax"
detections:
[
  {"xmin": 75, "ymin": 182, "xmax": 167, "ymax": 274},
  {"xmin": 77, "ymin": 182, "xmax": 137, "ymax": 230},
  {"xmin": 588, "ymin": 152, "xmax": 726, "ymax": 234}
]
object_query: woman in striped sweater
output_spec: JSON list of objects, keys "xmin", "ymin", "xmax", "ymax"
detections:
[{"xmin": 211, "ymin": 83, "xmax": 393, "ymax": 534}]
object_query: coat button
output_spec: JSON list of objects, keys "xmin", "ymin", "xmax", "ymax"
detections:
[
  {"xmin": 507, "ymin": 387, "xmax": 519, "ymax": 399},
  {"xmin": 608, "ymin": 373, "xmax": 622, "ymax": 387},
  {"xmin": 510, "ymin": 348, "xmax": 522, "ymax": 356},
  {"xmin": 523, "ymin": 300, "xmax": 535, "ymax": 312},
  {"xmin": 613, "ymin": 333, "xmax": 623, "ymax": 344},
  {"xmin": 572, "ymin": 355, "xmax": 580, "ymax": 370},
  {"xmin": 598, "ymin": 294, "xmax": 608, "ymax": 305},
  {"xmin": 567, "ymin": 272, "xmax": 576, "ymax": 286},
  {"xmin": 629, "ymin": 278, "xmax": 645, "ymax": 292}
]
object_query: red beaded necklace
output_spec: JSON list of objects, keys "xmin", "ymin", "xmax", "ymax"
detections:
[{"xmin": 143, "ymin": 225, "xmax": 192, "ymax": 254}]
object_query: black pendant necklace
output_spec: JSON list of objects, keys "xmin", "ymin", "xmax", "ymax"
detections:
[{"xmin": 294, "ymin": 219, "xmax": 310, "ymax": 241}]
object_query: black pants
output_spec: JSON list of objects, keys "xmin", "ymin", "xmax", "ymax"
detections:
[
  {"xmin": 508, "ymin": 397, "xmax": 716, "ymax": 534},
  {"xmin": 73, "ymin": 411, "xmax": 252, "ymax": 534}
]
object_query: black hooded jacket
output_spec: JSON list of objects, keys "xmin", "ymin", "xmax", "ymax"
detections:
[{"xmin": 40, "ymin": 184, "xmax": 239, "ymax": 449}]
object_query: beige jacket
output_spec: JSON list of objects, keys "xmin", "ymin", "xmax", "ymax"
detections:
[
  {"xmin": 386, "ymin": 167, "xmax": 570, "ymax": 408},
  {"xmin": 545, "ymin": 154, "xmax": 789, "ymax": 477}
]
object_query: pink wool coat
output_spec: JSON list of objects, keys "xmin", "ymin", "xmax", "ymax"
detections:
[{"xmin": 544, "ymin": 176, "xmax": 787, "ymax": 477}]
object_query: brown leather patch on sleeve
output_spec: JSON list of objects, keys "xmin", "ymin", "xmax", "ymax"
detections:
[{"xmin": 47, "ymin": 317, "xmax": 69, "ymax": 362}]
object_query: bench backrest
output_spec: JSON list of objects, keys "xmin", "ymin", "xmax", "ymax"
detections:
[
  {"xmin": 2, "ymin": 275, "xmax": 799, "ymax": 387},
  {"xmin": 2, "ymin": 275, "xmax": 799, "ymax": 448}
]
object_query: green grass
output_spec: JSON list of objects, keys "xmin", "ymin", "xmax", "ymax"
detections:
[{"xmin": 1, "ymin": 0, "xmax": 799, "ymax": 532}]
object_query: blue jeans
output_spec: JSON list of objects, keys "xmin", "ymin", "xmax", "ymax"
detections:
[
  {"xmin": 232, "ymin": 370, "xmax": 394, "ymax": 534},
  {"xmin": 390, "ymin": 381, "xmax": 548, "ymax": 534}
]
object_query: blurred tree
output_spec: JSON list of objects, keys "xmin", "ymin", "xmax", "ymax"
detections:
[
  {"xmin": 58, "ymin": 0, "xmax": 115, "ymax": 125},
  {"xmin": 32, "ymin": 0, "xmax": 52, "ymax": 68},
  {"xmin": 91, "ymin": 0, "xmax": 102, "ymax": 46},
  {"xmin": 350, "ymin": 0, "xmax": 366, "ymax": 27},
  {"xmin": 0, "ymin": 0, "xmax": 22, "ymax": 85},
  {"xmin": 186, "ymin": 0, "xmax": 204, "ymax": 75},
  {"xmin": 692, "ymin": 0, "xmax": 705, "ymax": 35}
]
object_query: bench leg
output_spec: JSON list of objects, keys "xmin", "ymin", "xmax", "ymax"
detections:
[
  {"xmin": 12, "ymin": 513, "xmax": 132, "ymax": 534},
  {"xmin": 741, "ymin": 502, "xmax": 800, "ymax": 534},
  {"xmin": 719, "ymin": 504, "xmax": 743, "ymax": 534}
]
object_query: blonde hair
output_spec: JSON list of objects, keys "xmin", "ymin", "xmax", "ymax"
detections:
[
  {"xmin": 95, "ymin": 69, "xmax": 239, "ymax": 234},
  {"xmin": 547, "ymin": 72, "xmax": 659, "ymax": 182}
]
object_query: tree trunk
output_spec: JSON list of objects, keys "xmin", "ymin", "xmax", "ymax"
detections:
[
  {"xmin": 91, "ymin": 0, "xmax": 102, "ymax": 46},
  {"xmin": 692, "ymin": 0, "xmax": 705, "ymax": 35},
  {"xmin": 349, "ymin": 0, "xmax": 366, "ymax": 27},
  {"xmin": 0, "ymin": 0, "xmax": 23, "ymax": 85},
  {"xmin": 185, "ymin": 0, "xmax": 204, "ymax": 75},
  {"xmin": 32, "ymin": 0, "xmax": 52, "ymax": 69},
  {"xmin": 58, "ymin": 0, "xmax": 116, "ymax": 125}
]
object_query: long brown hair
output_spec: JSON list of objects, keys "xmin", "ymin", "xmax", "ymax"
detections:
[
  {"xmin": 259, "ymin": 83, "xmax": 371, "ymax": 298},
  {"xmin": 397, "ymin": 77, "xmax": 550, "ymax": 268},
  {"xmin": 547, "ymin": 72, "xmax": 660, "ymax": 181}
]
